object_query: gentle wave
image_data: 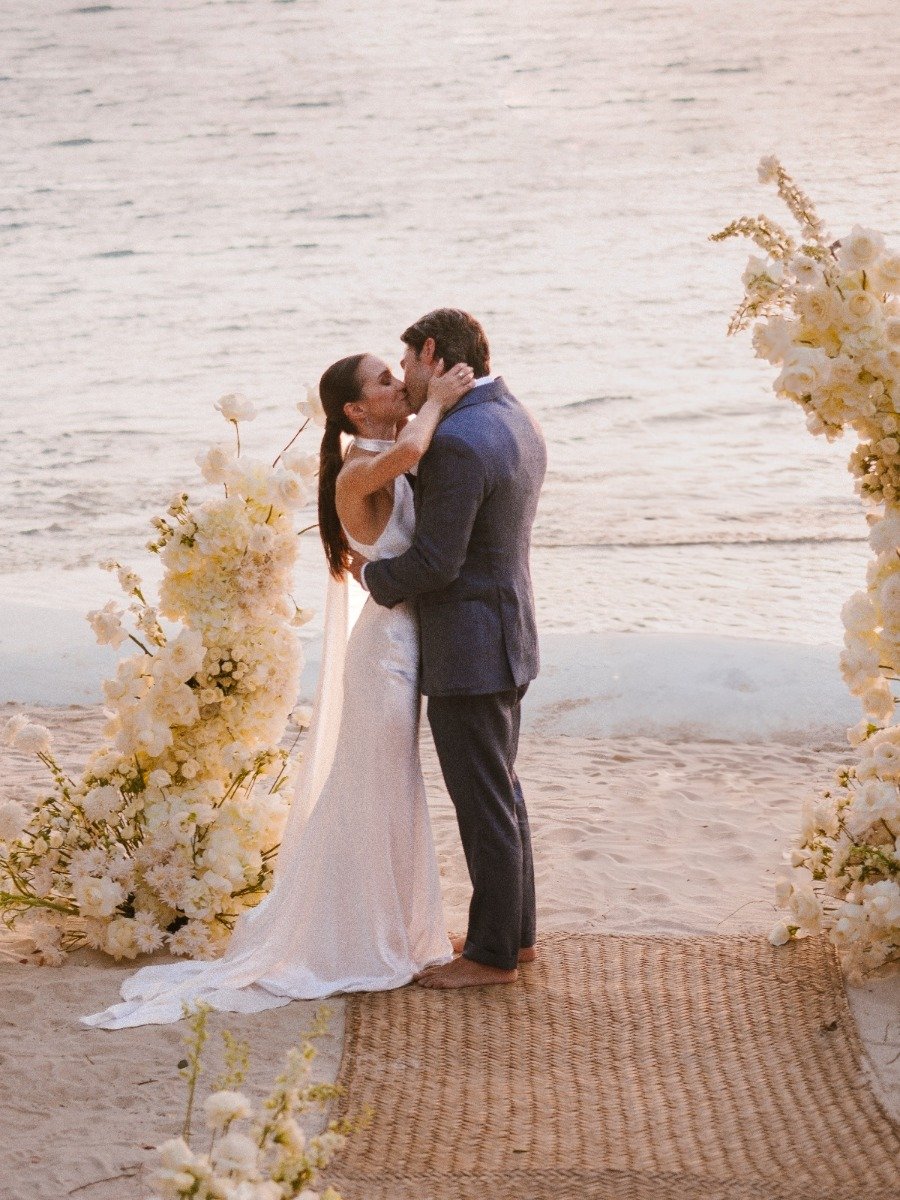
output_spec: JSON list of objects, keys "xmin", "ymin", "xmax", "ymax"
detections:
[{"xmin": 533, "ymin": 535, "xmax": 869, "ymax": 550}]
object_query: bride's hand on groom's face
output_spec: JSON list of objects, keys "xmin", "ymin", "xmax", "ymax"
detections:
[{"xmin": 427, "ymin": 358, "xmax": 475, "ymax": 413}]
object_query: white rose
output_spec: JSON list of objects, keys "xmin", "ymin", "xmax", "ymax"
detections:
[
  {"xmin": 297, "ymin": 384, "xmax": 327, "ymax": 428},
  {"xmin": 843, "ymin": 286, "xmax": 881, "ymax": 327},
  {"xmin": 872, "ymin": 250, "xmax": 900, "ymax": 294},
  {"xmin": 14, "ymin": 723, "xmax": 52, "ymax": 755},
  {"xmin": 838, "ymin": 225, "xmax": 886, "ymax": 273},
  {"xmin": 72, "ymin": 875, "xmax": 126, "ymax": 919},
  {"xmin": 861, "ymin": 677, "xmax": 895, "ymax": 720},
  {"xmin": 775, "ymin": 346, "xmax": 828, "ymax": 398},
  {"xmin": 841, "ymin": 591, "xmax": 877, "ymax": 635},
  {"xmin": 872, "ymin": 739, "xmax": 900, "ymax": 778},
  {"xmin": 86, "ymin": 600, "xmax": 128, "ymax": 648},
  {"xmin": 869, "ymin": 511, "xmax": 900, "ymax": 555},
  {"xmin": 164, "ymin": 629, "xmax": 206, "ymax": 681},
  {"xmin": 0, "ymin": 800, "xmax": 29, "ymax": 842},
  {"xmin": 879, "ymin": 572, "xmax": 900, "ymax": 632},
  {"xmin": 858, "ymin": 779, "xmax": 900, "ymax": 818},
  {"xmin": 103, "ymin": 915, "xmax": 140, "ymax": 960},
  {"xmin": 270, "ymin": 471, "xmax": 309, "ymax": 510},
  {"xmin": 215, "ymin": 392, "xmax": 257, "ymax": 423},
  {"xmin": 282, "ymin": 448, "xmax": 319, "ymax": 479},
  {"xmin": 196, "ymin": 442, "xmax": 235, "ymax": 484},
  {"xmin": 248, "ymin": 524, "xmax": 276, "ymax": 555}
]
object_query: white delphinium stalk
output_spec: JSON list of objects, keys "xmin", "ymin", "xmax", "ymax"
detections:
[
  {"xmin": 146, "ymin": 1003, "xmax": 349, "ymax": 1200},
  {"xmin": 714, "ymin": 158, "xmax": 899, "ymax": 974},
  {"xmin": 0, "ymin": 395, "xmax": 317, "ymax": 960}
]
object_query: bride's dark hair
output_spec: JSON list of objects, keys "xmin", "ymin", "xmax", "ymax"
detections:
[{"xmin": 318, "ymin": 353, "xmax": 366, "ymax": 579}]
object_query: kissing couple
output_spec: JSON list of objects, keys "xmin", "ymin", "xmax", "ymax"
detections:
[{"xmin": 83, "ymin": 307, "xmax": 547, "ymax": 1029}]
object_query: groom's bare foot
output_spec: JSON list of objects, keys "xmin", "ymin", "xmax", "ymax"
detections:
[
  {"xmin": 414, "ymin": 956, "xmax": 518, "ymax": 989},
  {"xmin": 449, "ymin": 932, "xmax": 536, "ymax": 964}
]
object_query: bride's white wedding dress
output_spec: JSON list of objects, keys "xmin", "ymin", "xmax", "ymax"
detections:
[{"xmin": 81, "ymin": 475, "xmax": 453, "ymax": 1029}]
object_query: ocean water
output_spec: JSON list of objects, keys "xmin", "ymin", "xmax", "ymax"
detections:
[{"xmin": 2, "ymin": 0, "xmax": 898, "ymax": 645}]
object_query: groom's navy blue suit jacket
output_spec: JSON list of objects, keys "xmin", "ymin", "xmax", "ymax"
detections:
[{"xmin": 364, "ymin": 377, "xmax": 547, "ymax": 696}]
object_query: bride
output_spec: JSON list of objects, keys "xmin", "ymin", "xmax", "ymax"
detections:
[{"xmin": 81, "ymin": 352, "xmax": 474, "ymax": 1028}]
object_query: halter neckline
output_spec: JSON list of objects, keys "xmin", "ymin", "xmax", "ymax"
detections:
[{"xmin": 352, "ymin": 436, "xmax": 395, "ymax": 452}]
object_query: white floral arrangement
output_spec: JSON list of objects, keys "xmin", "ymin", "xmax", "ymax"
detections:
[
  {"xmin": 148, "ymin": 1001, "xmax": 355, "ymax": 1200},
  {"xmin": 712, "ymin": 158, "xmax": 900, "ymax": 976},
  {"xmin": 0, "ymin": 388, "xmax": 326, "ymax": 962}
]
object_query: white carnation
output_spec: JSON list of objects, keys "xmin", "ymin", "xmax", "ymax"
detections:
[
  {"xmin": 751, "ymin": 316, "xmax": 796, "ymax": 366},
  {"xmin": 0, "ymin": 800, "xmax": 29, "ymax": 842},
  {"xmin": 81, "ymin": 784, "xmax": 121, "ymax": 822},
  {"xmin": 838, "ymin": 225, "xmax": 886, "ymax": 273}
]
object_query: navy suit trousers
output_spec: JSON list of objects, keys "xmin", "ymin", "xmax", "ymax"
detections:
[{"xmin": 426, "ymin": 684, "xmax": 536, "ymax": 971}]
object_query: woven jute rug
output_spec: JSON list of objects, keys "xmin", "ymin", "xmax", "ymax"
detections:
[{"xmin": 326, "ymin": 932, "xmax": 899, "ymax": 1200}]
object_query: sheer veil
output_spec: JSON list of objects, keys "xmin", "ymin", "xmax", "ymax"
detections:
[{"xmin": 220, "ymin": 567, "xmax": 352, "ymax": 953}]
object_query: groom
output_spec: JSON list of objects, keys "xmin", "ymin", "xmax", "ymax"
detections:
[{"xmin": 351, "ymin": 308, "xmax": 547, "ymax": 989}]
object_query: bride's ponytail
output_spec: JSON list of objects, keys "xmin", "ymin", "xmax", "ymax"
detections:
[{"xmin": 318, "ymin": 354, "xmax": 366, "ymax": 579}]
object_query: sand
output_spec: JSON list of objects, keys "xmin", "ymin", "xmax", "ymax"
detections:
[{"xmin": 0, "ymin": 702, "xmax": 897, "ymax": 1199}]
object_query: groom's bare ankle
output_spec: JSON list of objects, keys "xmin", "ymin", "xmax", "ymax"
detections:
[{"xmin": 449, "ymin": 932, "xmax": 536, "ymax": 964}]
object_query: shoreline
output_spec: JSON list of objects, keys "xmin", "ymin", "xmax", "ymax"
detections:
[{"xmin": 1, "ymin": 593, "xmax": 858, "ymax": 742}]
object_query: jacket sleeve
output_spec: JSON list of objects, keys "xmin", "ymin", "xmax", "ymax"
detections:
[{"xmin": 364, "ymin": 434, "xmax": 487, "ymax": 609}]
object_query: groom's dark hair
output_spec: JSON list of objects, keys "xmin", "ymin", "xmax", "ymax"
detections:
[{"xmin": 401, "ymin": 308, "xmax": 491, "ymax": 377}]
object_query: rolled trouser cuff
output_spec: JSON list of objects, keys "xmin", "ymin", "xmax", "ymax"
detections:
[{"xmin": 463, "ymin": 941, "xmax": 518, "ymax": 971}]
